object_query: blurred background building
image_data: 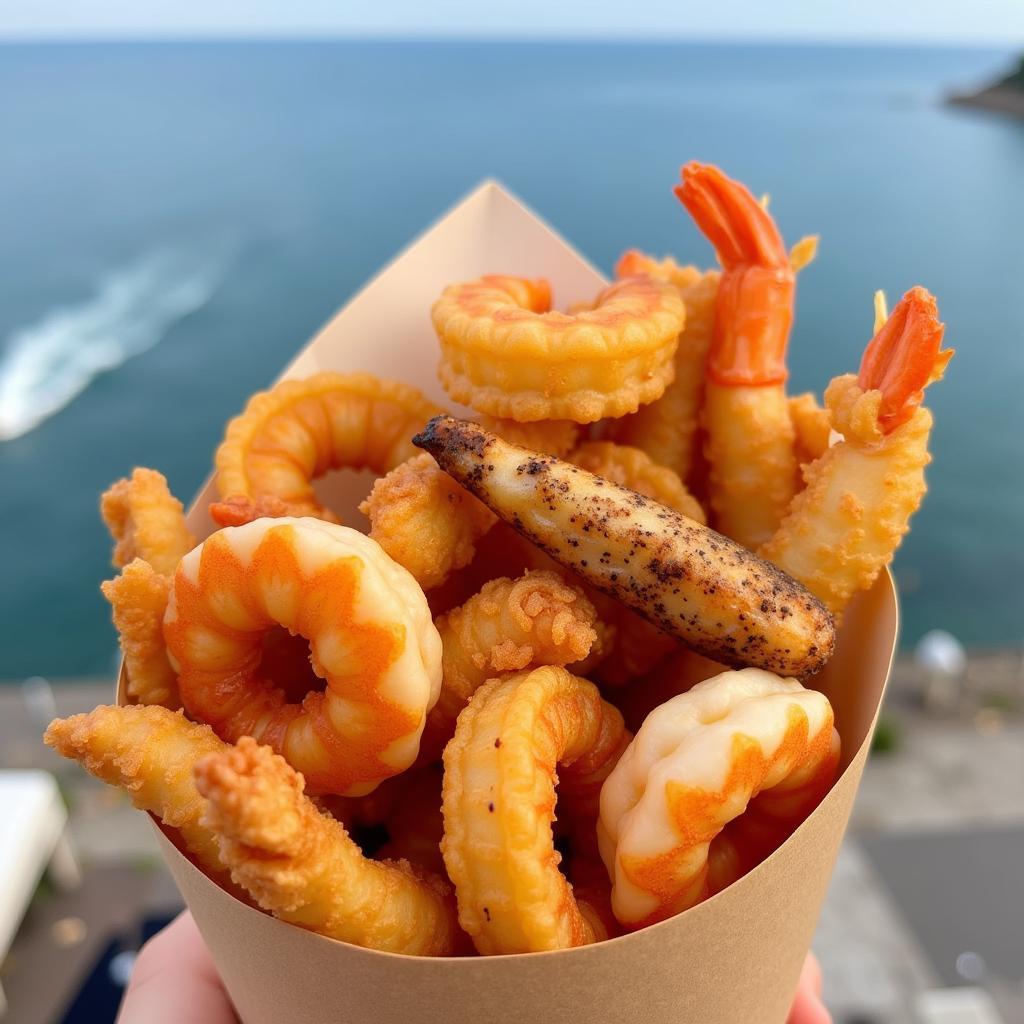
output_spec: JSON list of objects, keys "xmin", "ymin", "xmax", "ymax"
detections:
[{"xmin": 1, "ymin": 2, "xmax": 1022, "ymax": 1021}]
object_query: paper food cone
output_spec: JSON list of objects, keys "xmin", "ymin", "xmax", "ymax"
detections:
[{"xmin": 118, "ymin": 181, "xmax": 898, "ymax": 1024}]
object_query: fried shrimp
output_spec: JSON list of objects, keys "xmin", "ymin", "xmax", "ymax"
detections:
[
  {"xmin": 477, "ymin": 415, "xmax": 580, "ymax": 457},
  {"xmin": 599, "ymin": 669, "xmax": 840, "ymax": 927},
  {"xmin": 433, "ymin": 274, "xmax": 685, "ymax": 423},
  {"xmin": 358, "ymin": 452, "xmax": 497, "ymax": 590},
  {"xmin": 214, "ymin": 372, "xmax": 444, "ymax": 519},
  {"xmin": 441, "ymin": 667, "xmax": 628, "ymax": 953},
  {"xmin": 676, "ymin": 163, "xmax": 817, "ymax": 550},
  {"xmin": 209, "ymin": 493, "xmax": 328, "ymax": 528},
  {"xmin": 421, "ymin": 569, "xmax": 606, "ymax": 758},
  {"xmin": 165, "ymin": 518, "xmax": 443, "ymax": 796},
  {"xmin": 415, "ymin": 417, "xmax": 835, "ymax": 678},
  {"xmin": 101, "ymin": 467, "xmax": 195, "ymax": 577},
  {"xmin": 789, "ymin": 392, "xmax": 833, "ymax": 468},
  {"xmin": 194, "ymin": 737, "xmax": 462, "ymax": 956},
  {"xmin": 43, "ymin": 705, "xmax": 236, "ymax": 893},
  {"xmin": 101, "ymin": 559, "xmax": 179, "ymax": 709},
  {"xmin": 762, "ymin": 287, "xmax": 952, "ymax": 616},
  {"xmin": 569, "ymin": 441, "xmax": 705, "ymax": 524},
  {"xmin": 609, "ymin": 253, "xmax": 720, "ymax": 483}
]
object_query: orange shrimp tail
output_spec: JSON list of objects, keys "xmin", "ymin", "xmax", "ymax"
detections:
[
  {"xmin": 858, "ymin": 286, "xmax": 953, "ymax": 433},
  {"xmin": 615, "ymin": 250, "xmax": 656, "ymax": 279},
  {"xmin": 675, "ymin": 162, "xmax": 794, "ymax": 387}
]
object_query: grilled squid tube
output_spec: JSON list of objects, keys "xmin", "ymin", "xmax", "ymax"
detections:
[{"xmin": 414, "ymin": 417, "xmax": 834, "ymax": 678}]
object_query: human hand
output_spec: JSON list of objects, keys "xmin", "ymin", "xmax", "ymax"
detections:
[
  {"xmin": 787, "ymin": 952, "xmax": 831, "ymax": 1024},
  {"xmin": 117, "ymin": 910, "xmax": 235, "ymax": 1024}
]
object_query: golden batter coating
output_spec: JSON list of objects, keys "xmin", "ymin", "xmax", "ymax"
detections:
[
  {"xmin": 101, "ymin": 467, "xmax": 195, "ymax": 577},
  {"xmin": 44, "ymin": 705, "xmax": 236, "ymax": 893},
  {"xmin": 195, "ymin": 737, "xmax": 462, "ymax": 956},
  {"xmin": 789, "ymin": 392, "xmax": 833, "ymax": 468},
  {"xmin": 421, "ymin": 569, "xmax": 607, "ymax": 758},
  {"xmin": 359, "ymin": 452, "xmax": 497, "ymax": 590},
  {"xmin": 441, "ymin": 667, "xmax": 628, "ymax": 953},
  {"xmin": 101, "ymin": 559, "xmax": 180, "ymax": 709},
  {"xmin": 433, "ymin": 274, "xmax": 685, "ymax": 423},
  {"xmin": 609, "ymin": 256, "xmax": 720, "ymax": 483}
]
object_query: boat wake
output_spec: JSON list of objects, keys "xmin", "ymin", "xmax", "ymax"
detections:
[{"xmin": 0, "ymin": 244, "xmax": 231, "ymax": 442}]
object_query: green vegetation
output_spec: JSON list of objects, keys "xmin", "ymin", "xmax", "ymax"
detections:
[{"xmin": 870, "ymin": 714, "xmax": 901, "ymax": 756}]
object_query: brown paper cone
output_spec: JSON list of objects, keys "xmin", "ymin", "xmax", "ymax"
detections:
[{"xmin": 119, "ymin": 181, "xmax": 899, "ymax": 1024}]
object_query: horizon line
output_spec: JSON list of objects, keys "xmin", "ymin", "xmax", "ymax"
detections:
[{"xmin": 0, "ymin": 32, "xmax": 1018, "ymax": 50}]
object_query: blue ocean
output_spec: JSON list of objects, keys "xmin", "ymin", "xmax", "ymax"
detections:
[{"xmin": 1, "ymin": 41, "xmax": 1022, "ymax": 679}]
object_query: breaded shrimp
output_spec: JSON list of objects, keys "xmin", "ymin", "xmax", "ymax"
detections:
[
  {"xmin": 43, "ymin": 705, "xmax": 236, "ymax": 894},
  {"xmin": 194, "ymin": 737, "xmax": 462, "ymax": 955},
  {"xmin": 101, "ymin": 467, "xmax": 195, "ymax": 577},
  {"xmin": 421, "ymin": 569, "xmax": 607, "ymax": 757},
  {"xmin": 761, "ymin": 287, "xmax": 952, "ymax": 616},
  {"xmin": 359, "ymin": 452, "xmax": 497, "ymax": 590},
  {"xmin": 101, "ymin": 559, "xmax": 180, "ymax": 709},
  {"xmin": 676, "ymin": 163, "xmax": 817, "ymax": 550}
]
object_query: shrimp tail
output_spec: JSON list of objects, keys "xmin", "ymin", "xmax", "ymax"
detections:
[
  {"xmin": 674, "ymin": 162, "xmax": 795, "ymax": 387},
  {"xmin": 857, "ymin": 286, "xmax": 953, "ymax": 433}
]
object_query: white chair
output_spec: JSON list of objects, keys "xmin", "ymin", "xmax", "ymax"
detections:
[{"xmin": 0, "ymin": 771, "xmax": 81, "ymax": 1017}]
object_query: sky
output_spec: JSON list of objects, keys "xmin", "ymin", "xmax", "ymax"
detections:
[{"xmin": 2, "ymin": 0, "xmax": 1024, "ymax": 45}]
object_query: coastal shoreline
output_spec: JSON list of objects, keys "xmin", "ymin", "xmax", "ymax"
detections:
[{"xmin": 948, "ymin": 84, "xmax": 1024, "ymax": 117}]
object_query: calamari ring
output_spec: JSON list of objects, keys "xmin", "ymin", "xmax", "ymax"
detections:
[
  {"xmin": 101, "ymin": 467, "xmax": 195, "ymax": 577},
  {"xmin": 214, "ymin": 372, "xmax": 444, "ymax": 518},
  {"xmin": 442, "ymin": 667, "xmax": 628, "ymax": 954},
  {"xmin": 599, "ymin": 668, "xmax": 840, "ymax": 928},
  {"xmin": 433, "ymin": 274, "xmax": 685, "ymax": 423},
  {"xmin": 164, "ymin": 517, "xmax": 443, "ymax": 796}
]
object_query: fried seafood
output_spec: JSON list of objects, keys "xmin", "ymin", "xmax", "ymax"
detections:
[
  {"xmin": 101, "ymin": 467, "xmax": 195, "ymax": 576},
  {"xmin": 165, "ymin": 517, "xmax": 443, "ymax": 796},
  {"xmin": 44, "ymin": 705, "xmax": 236, "ymax": 893},
  {"xmin": 441, "ymin": 667, "xmax": 628, "ymax": 953},
  {"xmin": 433, "ymin": 274, "xmax": 685, "ymax": 423},
  {"xmin": 421, "ymin": 569, "xmax": 607, "ymax": 758},
  {"xmin": 358, "ymin": 452, "xmax": 496, "ymax": 590},
  {"xmin": 761, "ymin": 287, "xmax": 952, "ymax": 616},
  {"xmin": 194, "ymin": 737, "xmax": 462, "ymax": 956},
  {"xmin": 676, "ymin": 163, "xmax": 817, "ymax": 550},
  {"xmin": 209, "ymin": 493, "xmax": 328, "ymax": 528},
  {"xmin": 609, "ymin": 253, "xmax": 720, "ymax": 483},
  {"xmin": 414, "ymin": 417, "xmax": 835, "ymax": 678},
  {"xmin": 789, "ymin": 392, "xmax": 832, "ymax": 468},
  {"xmin": 101, "ymin": 559, "xmax": 179, "ymax": 709},
  {"xmin": 477, "ymin": 415, "xmax": 580, "ymax": 457},
  {"xmin": 214, "ymin": 372, "xmax": 443, "ymax": 519},
  {"xmin": 599, "ymin": 669, "xmax": 840, "ymax": 927},
  {"xmin": 568, "ymin": 441, "xmax": 705, "ymax": 525}
]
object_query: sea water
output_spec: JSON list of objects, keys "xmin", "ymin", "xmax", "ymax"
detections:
[{"xmin": 1, "ymin": 41, "xmax": 1021, "ymax": 678}]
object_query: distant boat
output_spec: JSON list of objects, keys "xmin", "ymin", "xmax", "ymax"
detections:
[{"xmin": 948, "ymin": 55, "xmax": 1024, "ymax": 118}]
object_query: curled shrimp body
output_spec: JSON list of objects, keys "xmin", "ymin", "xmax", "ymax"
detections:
[
  {"xmin": 433, "ymin": 274, "xmax": 685, "ymax": 423},
  {"xmin": 164, "ymin": 518, "xmax": 443, "ymax": 796},
  {"xmin": 215, "ymin": 372, "xmax": 444, "ymax": 520},
  {"xmin": 676, "ymin": 163, "xmax": 816, "ymax": 550},
  {"xmin": 761, "ymin": 287, "xmax": 952, "ymax": 617},
  {"xmin": 599, "ymin": 669, "xmax": 840, "ymax": 928}
]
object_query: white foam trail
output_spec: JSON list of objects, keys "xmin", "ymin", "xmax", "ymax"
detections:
[{"xmin": 0, "ymin": 245, "xmax": 230, "ymax": 442}]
